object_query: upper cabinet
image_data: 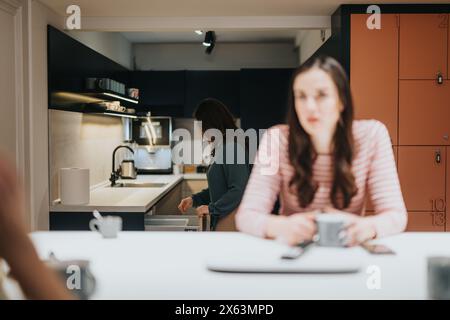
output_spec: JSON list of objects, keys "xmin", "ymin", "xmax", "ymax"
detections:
[
  {"xmin": 399, "ymin": 14, "xmax": 448, "ymax": 80},
  {"xmin": 350, "ymin": 14, "xmax": 399, "ymax": 145},
  {"xmin": 185, "ymin": 71, "xmax": 240, "ymax": 118},
  {"xmin": 128, "ymin": 71, "xmax": 185, "ymax": 117},
  {"xmin": 240, "ymin": 68, "xmax": 293, "ymax": 130}
]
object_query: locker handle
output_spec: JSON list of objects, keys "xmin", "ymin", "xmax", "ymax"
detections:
[
  {"xmin": 437, "ymin": 72, "xmax": 444, "ymax": 85},
  {"xmin": 435, "ymin": 151, "xmax": 442, "ymax": 164}
]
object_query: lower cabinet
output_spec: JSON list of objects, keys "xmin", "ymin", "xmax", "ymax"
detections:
[
  {"xmin": 145, "ymin": 179, "xmax": 209, "ymax": 231},
  {"xmin": 181, "ymin": 179, "xmax": 208, "ymax": 215},
  {"xmin": 50, "ymin": 212, "xmax": 145, "ymax": 231},
  {"xmin": 152, "ymin": 182, "xmax": 182, "ymax": 215}
]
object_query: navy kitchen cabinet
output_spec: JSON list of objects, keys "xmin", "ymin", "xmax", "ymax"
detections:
[
  {"xmin": 239, "ymin": 68, "xmax": 294, "ymax": 131},
  {"xmin": 129, "ymin": 71, "xmax": 186, "ymax": 116},
  {"xmin": 185, "ymin": 71, "xmax": 240, "ymax": 118}
]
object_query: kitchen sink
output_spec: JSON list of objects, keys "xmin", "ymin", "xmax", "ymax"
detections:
[{"xmin": 111, "ymin": 182, "xmax": 168, "ymax": 188}]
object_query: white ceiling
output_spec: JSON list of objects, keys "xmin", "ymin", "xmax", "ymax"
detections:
[
  {"xmin": 39, "ymin": 0, "xmax": 447, "ymax": 17},
  {"xmin": 121, "ymin": 30, "xmax": 300, "ymax": 43}
]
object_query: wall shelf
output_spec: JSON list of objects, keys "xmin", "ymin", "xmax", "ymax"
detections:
[{"xmin": 50, "ymin": 91, "xmax": 138, "ymax": 118}]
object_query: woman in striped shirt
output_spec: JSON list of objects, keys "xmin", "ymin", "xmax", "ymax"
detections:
[{"xmin": 236, "ymin": 56, "xmax": 407, "ymax": 246}]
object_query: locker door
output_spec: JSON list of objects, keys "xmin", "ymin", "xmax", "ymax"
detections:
[
  {"xmin": 447, "ymin": 146, "xmax": 450, "ymax": 231},
  {"xmin": 406, "ymin": 212, "xmax": 445, "ymax": 232},
  {"xmin": 398, "ymin": 147, "xmax": 446, "ymax": 213},
  {"xmin": 399, "ymin": 14, "xmax": 448, "ymax": 80},
  {"xmin": 365, "ymin": 146, "xmax": 398, "ymax": 213},
  {"xmin": 350, "ymin": 14, "xmax": 399, "ymax": 144},
  {"xmin": 399, "ymin": 80, "xmax": 450, "ymax": 145},
  {"xmin": 448, "ymin": 15, "xmax": 450, "ymax": 79}
]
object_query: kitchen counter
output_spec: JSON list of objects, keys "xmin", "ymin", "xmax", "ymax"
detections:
[
  {"xmin": 50, "ymin": 173, "xmax": 206, "ymax": 213},
  {"xmin": 19, "ymin": 231, "xmax": 448, "ymax": 299},
  {"xmin": 49, "ymin": 173, "xmax": 207, "ymax": 231}
]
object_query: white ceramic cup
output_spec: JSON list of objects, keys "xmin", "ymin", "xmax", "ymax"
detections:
[
  {"xmin": 315, "ymin": 213, "xmax": 349, "ymax": 247},
  {"xmin": 89, "ymin": 216, "xmax": 122, "ymax": 239}
]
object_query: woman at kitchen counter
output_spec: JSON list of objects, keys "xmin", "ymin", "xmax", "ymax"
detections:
[
  {"xmin": 178, "ymin": 98, "xmax": 251, "ymax": 231},
  {"xmin": 236, "ymin": 56, "xmax": 408, "ymax": 246}
]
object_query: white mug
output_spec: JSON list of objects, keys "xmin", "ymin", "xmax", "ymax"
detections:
[{"xmin": 89, "ymin": 216, "xmax": 122, "ymax": 238}]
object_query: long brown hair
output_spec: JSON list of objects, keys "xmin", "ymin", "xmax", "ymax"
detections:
[
  {"xmin": 193, "ymin": 98, "xmax": 237, "ymax": 134},
  {"xmin": 287, "ymin": 56, "xmax": 357, "ymax": 209}
]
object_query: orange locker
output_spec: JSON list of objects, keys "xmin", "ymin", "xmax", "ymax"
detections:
[
  {"xmin": 398, "ymin": 146, "xmax": 446, "ymax": 212},
  {"xmin": 406, "ymin": 212, "xmax": 445, "ymax": 232},
  {"xmin": 350, "ymin": 14, "xmax": 399, "ymax": 144},
  {"xmin": 399, "ymin": 14, "xmax": 448, "ymax": 80},
  {"xmin": 365, "ymin": 146, "xmax": 398, "ymax": 212},
  {"xmin": 399, "ymin": 80, "xmax": 450, "ymax": 145},
  {"xmin": 447, "ymin": 146, "xmax": 450, "ymax": 231},
  {"xmin": 448, "ymin": 15, "xmax": 450, "ymax": 79}
]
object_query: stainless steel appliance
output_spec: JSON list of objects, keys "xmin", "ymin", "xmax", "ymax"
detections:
[
  {"xmin": 120, "ymin": 159, "xmax": 137, "ymax": 179},
  {"xmin": 133, "ymin": 116, "xmax": 173, "ymax": 174}
]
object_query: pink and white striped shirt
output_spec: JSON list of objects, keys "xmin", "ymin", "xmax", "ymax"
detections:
[{"xmin": 236, "ymin": 120, "xmax": 407, "ymax": 238}]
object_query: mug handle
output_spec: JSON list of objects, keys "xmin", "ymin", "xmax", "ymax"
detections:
[{"xmin": 89, "ymin": 219, "xmax": 100, "ymax": 232}]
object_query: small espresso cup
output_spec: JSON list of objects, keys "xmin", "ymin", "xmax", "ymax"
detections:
[
  {"xmin": 428, "ymin": 256, "xmax": 450, "ymax": 300},
  {"xmin": 89, "ymin": 216, "xmax": 122, "ymax": 239},
  {"xmin": 315, "ymin": 213, "xmax": 349, "ymax": 247}
]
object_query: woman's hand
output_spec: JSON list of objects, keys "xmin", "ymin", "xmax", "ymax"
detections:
[
  {"xmin": 323, "ymin": 207, "xmax": 376, "ymax": 246},
  {"xmin": 196, "ymin": 205, "xmax": 209, "ymax": 217},
  {"xmin": 178, "ymin": 197, "xmax": 193, "ymax": 213},
  {"xmin": 265, "ymin": 211, "xmax": 319, "ymax": 246}
]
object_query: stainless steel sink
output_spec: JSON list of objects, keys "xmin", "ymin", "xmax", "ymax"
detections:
[{"xmin": 112, "ymin": 182, "xmax": 168, "ymax": 188}]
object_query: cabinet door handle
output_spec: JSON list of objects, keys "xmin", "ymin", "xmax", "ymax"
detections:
[
  {"xmin": 435, "ymin": 150, "xmax": 442, "ymax": 164},
  {"xmin": 437, "ymin": 72, "xmax": 444, "ymax": 84},
  {"xmin": 439, "ymin": 14, "xmax": 448, "ymax": 28}
]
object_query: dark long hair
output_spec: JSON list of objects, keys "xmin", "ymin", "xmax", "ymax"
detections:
[
  {"xmin": 193, "ymin": 98, "xmax": 237, "ymax": 134},
  {"xmin": 287, "ymin": 56, "xmax": 357, "ymax": 209}
]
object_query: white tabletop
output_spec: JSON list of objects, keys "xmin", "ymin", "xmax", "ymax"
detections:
[{"xmin": 26, "ymin": 231, "xmax": 450, "ymax": 300}]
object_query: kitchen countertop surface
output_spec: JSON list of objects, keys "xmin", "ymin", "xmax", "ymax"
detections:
[
  {"xmin": 19, "ymin": 231, "xmax": 450, "ymax": 299},
  {"xmin": 50, "ymin": 173, "xmax": 206, "ymax": 213}
]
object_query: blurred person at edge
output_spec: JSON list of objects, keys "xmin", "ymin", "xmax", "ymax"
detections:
[{"xmin": 0, "ymin": 154, "xmax": 74, "ymax": 299}]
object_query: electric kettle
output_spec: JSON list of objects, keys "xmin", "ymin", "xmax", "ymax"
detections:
[{"xmin": 120, "ymin": 159, "xmax": 137, "ymax": 179}]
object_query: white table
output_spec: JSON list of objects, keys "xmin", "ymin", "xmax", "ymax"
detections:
[{"xmin": 28, "ymin": 231, "xmax": 450, "ymax": 299}]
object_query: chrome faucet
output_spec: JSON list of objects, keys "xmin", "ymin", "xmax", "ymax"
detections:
[{"xmin": 110, "ymin": 145, "xmax": 134, "ymax": 186}]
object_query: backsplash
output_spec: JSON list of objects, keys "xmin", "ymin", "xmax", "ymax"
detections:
[{"xmin": 49, "ymin": 110, "xmax": 127, "ymax": 202}]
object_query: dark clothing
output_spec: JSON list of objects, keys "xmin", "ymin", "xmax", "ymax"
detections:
[{"xmin": 191, "ymin": 141, "xmax": 251, "ymax": 230}]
